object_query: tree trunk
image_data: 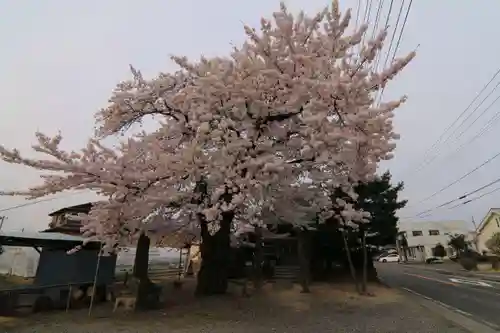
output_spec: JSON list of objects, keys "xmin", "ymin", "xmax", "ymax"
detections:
[
  {"xmin": 361, "ymin": 230, "xmax": 367, "ymax": 294},
  {"xmin": 253, "ymin": 225, "xmax": 264, "ymax": 292},
  {"xmin": 341, "ymin": 230, "xmax": 360, "ymax": 294},
  {"xmin": 133, "ymin": 232, "xmax": 154, "ymax": 309},
  {"xmin": 298, "ymin": 229, "xmax": 311, "ymax": 293},
  {"xmin": 397, "ymin": 235, "xmax": 409, "ymax": 262},
  {"xmin": 195, "ymin": 212, "xmax": 232, "ymax": 296}
]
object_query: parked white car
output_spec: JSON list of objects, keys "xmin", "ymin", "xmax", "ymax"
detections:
[{"xmin": 378, "ymin": 253, "xmax": 400, "ymax": 263}]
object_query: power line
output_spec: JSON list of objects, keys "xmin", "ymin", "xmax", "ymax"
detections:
[
  {"xmin": 423, "ymin": 80, "xmax": 500, "ymax": 156},
  {"xmin": 360, "ymin": 0, "xmax": 374, "ymax": 49},
  {"xmin": 373, "ymin": 0, "xmax": 395, "ymax": 72},
  {"xmin": 427, "ymin": 94, "xmax": 500, "ymax": 163},
  {"xmin": 363, "ymin": 0, "xmax": 374, "ymax": 27},
  {"xmin": 352, "ymin": 0, "xmax": 364, "ymax": 68},
  {"xmin": 379, "ymin": 0, "xmax": 404, "ymax": 72},
  {"xmin": 415, "ymin": 149, "xmax": 500, "ymax": 205},
  {"xmin": 388, "ymin": 0, "xmax": 413, "ymax": 66},
  {"xmin": 453, "ymin": 91, "xmax": 500, "ymax": 142},
  {"xmin": 413, "ymin": 82, "xmax": 500, "ymax": 174},
  {"xmin": 0, "ymin": 191, "xmax": 86, "ymax": 214},
  {"xmin": 415, "ymin": 177, "xmax": 500, "ymax": 217},
  {"xmin": 365, "ymin": 0, "xmax": 384, "ymax": 73},
  {"xmin": 451, "ymin": 110, "xmax": 500, "ymax": 156},
  {"xmin": 413, "ymin": 185, "xmax": 500, "ymax": 216},
  {"xmin": 376, "ymin": 0, "xmax": 411, "ymax": 106},
  {"xmin": 449, "ymin": 186, "xmax": 500, "ymax": 209},
  {"xmin": 370, "ymin": 0, "xmax": 384, "ymax": 41},
  {"xmin": 407, "ymin": 67, "xmax": 500, "ymax": 175},
  {"xmin": 355, "ymin": 0, "xmax": 362, "ymax": 32}
]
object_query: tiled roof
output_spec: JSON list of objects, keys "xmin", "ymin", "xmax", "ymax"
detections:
[
  {"xmin": 48, "ymin": 202, "xmax": 93, "ymax": 217},
  {"xmin": 0, "ymin": 230, "xmax": 86, "ymax": 242},
  {"xmin": 42, "ymin": 224, "xmax": 82, "ymax": 235}
]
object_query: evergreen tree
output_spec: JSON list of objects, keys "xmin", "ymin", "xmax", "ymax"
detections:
[
  {"xmin": 448, "ymin": 233, "xmax": 470, "ymax": 256},
  {"xmin": 354, "ymin": 171, "xmax": 407, "ymax": 246},
  {"xmin": 432, "ymin": 244, "xmax": 446, "ymax": 258}
]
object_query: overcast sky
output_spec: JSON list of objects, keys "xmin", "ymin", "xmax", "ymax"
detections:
[{"xmin": 0, "ymin": 0, "xmax": 499, "ymax": 232}]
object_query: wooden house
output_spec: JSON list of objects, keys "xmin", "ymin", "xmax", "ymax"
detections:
[{"xmin": 41, "ymin": 203, "xmax": 93, "ymax": 236}]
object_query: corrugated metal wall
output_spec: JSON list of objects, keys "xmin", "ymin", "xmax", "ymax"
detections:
[{"xmin": 35, "ymin": 249, "xmax": 116, "ymax": 286}]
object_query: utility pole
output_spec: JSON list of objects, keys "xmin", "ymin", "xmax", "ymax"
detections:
[
  {"xmin": 471, "ymin": 216, "xmax": 479, "ymax": 251},
  {"xmin": 0, "ymin": 216, "xmax": 5, "ymax": 231}
]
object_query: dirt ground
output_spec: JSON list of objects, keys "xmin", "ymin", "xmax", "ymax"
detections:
[{"xmin": 1, "ymin": 279, "xmax": 468, "ymax": 333}]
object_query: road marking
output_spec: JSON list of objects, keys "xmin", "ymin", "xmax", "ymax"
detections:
[
  {"xmin": 401, "ymin": 287, "xmax": 473, "ymax": 316},
  {"xmin": 449, "ymin": 278, "xmax": 493, "ymax": 287},
  {"xmin": 401, "ymin": 287, "xmax": 500, "ymax": 331},
  {"xmin": 404, "ymin": 272, "xmax": 458, "ymax": 286}
]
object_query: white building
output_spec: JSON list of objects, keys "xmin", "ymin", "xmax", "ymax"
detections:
[
  {"xmin": 475, "ymin": 208, "xmax": 500, "ymax": 253},
  {"xmin": 398, "ymin": 220, "xmax": 472, "ymax": 261}
]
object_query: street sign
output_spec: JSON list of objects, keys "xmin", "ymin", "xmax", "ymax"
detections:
[{"xmin": 449, "ymin": 277, "xmax": 493, "ymax": 287}]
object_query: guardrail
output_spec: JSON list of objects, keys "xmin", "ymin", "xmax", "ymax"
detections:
[
  {"xmin": 273, "ymin": 265, "xmax": 300, "ymax": 281},
  {"xmin": 148, "ymin": 266, "xmax": 184, "ymax": 280},
  {"xmin": 115, "ymin": 264, "xmax": 185, "ymax": 281}
]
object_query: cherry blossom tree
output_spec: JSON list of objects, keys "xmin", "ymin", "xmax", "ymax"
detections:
[
  {"xmin": 0, "ymin": 1, "xmax": 415, "ymax": 296},
  {"xmin": 170, "ymin": 1, "xmax": 414, "ymax": 292},
  {"xmin": 172, "ymin": 1, "xmax": 414, "ymax": 219}
]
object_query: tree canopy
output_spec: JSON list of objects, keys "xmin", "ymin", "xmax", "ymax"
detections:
[
  {"xmin": 354, "ymin": 171, "xmax": 407, "ymax": 246},
  {"xmin": 448, "ymin": 234, "xmax": 470, "ymax": 254},
  {"xmin": 0, "ymin": 1, "xmax": 415, "ymax": 254},
  {"xmin": 486, "ymin": 232, "xmax": 500, "ymax": 255}
]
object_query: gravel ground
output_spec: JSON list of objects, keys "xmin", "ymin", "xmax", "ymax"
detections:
[{"xmin": 1, "ymin": 281, "xmax": 469, "ymax": 333}]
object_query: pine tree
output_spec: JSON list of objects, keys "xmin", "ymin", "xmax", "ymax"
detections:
[{"xmin": 355, "ymin": 171, "xmax": 407, "ymax": 246}]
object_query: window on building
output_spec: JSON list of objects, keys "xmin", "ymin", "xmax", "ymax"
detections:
[
  {"xmin": 412, "ymin": 230, "xmax": 423, "ymax": 236},
  {"xmin": 496, "ymin": 217, "xmax": 500, "ymax": 228},
  {"xmin": 428, "ymin": 230, "xmax": 440, "ymax": 236}
]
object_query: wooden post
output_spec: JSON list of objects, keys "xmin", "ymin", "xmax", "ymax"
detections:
[
  {"xmin": 177, "ymin": 249, "xmax": 183, "ymax": 281},
  {"xmin": 298, "ymin": 228, "xmax": 310, "ymax": 293},
  {"xmin": 253, "ymin": 226, "xmax": 264, "ymax": 292},
  {"xmin": 361, "ymin": 229, "xmax": 367, "ymax": 294},
  {"xmin": 65, "ymin": 285, "xmax": 72, "ymax": 312}
]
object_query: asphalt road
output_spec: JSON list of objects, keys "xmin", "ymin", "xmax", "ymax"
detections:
[{"xmin": 377, "ymin": 262, "xmax": 500, "ymax": 330}]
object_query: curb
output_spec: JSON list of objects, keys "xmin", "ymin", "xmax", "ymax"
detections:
[
  {"xmin": 399, "ymin": 287, "xmax": 500, "ymax": 333},
  {"xmin": 375, "ymin": 279, "xmax": 392, "ymax": 289}
]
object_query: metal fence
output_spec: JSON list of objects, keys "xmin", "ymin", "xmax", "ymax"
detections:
[
  {"xmin": 115, "ymin": 264, "xmax": 185, "ymax": 282},
  {"xmin": 273, "ymin": 265, "xmax": 300, "ymax": 281},
  {"xmin": 149, "ymin": 265, "xmax": 184, "ymax": 280},
  {"xmin": 0, "ymin": 280, "xmax": 107, "ymax": 316}
]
